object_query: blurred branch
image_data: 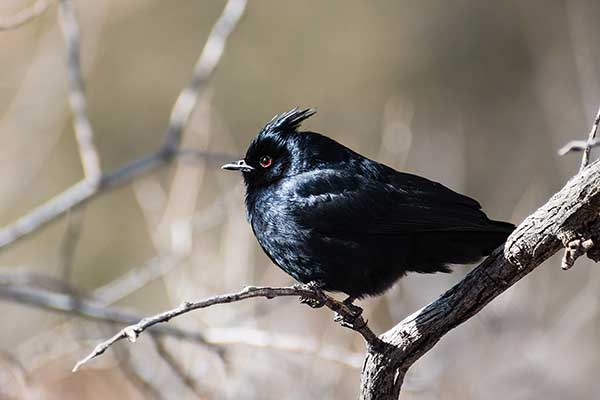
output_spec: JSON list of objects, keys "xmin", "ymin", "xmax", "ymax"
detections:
[
  {"xmin": 359, "ymin": 159, "xmax": 600, "ymax": 400},
  {"xmin": 203, "ymin": 327, "xmax": 363, "ymax": 369},
  {"xmin": 152, "ymin": 337, "xmax": 206, "ymax": 399},
  {"xmin": 162, "ymin": 0, "xmax": 247, "ymax": 151},
  {"xmin": 558, "ymin": 104, "xmax": 600, "ymax": 169},
  {"xmin": 58, "ymin": 0, "xmax": 102, "ymax": 182},
  {"xmin": 58, "ymin": 209, "xmax": 84, "ymax": 281},
  {"xmin": 0, "ymin": 0, "xmax": 246, "ymax": 249},
  {"xmin": 73, "ymin": 284, "xmax": 379, "ymax": 371},
  {"xmin": 113, "ymin": 344, "xmax": 166, "ymax": 400},
  {"xmin": 0, "ymin": 278, "xmax": 220, "ymax": 352},
  {"xmin": 0, "ymin": 0, "xmax": 50, "ymax": 30}
]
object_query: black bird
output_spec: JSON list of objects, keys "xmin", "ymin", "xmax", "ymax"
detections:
[{"xmin": 222, "ymin": 108, "xmax": 514, "ymax": 300}]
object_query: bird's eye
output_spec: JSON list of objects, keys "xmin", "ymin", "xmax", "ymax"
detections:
[{"xmin": 259, "ymin": 156, "xmax": 272, "ymax": 168}]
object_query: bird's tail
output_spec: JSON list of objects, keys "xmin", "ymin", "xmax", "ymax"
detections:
[
  {"xmin": 486, "ymin": 219, "xmax": 516, "ymax": 235},
  {"xmin": 409, "ymin": 220, "xmax": 515, "ymax": 274}
]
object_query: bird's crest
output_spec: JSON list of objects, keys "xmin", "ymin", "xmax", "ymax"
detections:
[{"xmin": 262, "ymin": 107, "xmax": 316, "ymax": 134}]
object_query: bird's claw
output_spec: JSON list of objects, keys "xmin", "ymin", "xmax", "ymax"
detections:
[
  {"xmin": 298, "ymin": 281, "xmax": 326, "ymax": 308},
  {"xmin": 334, "ymin": 311, "xmax": 367, "ymax": 330},
  {"xmin": 332, "ymin": 297, "xmax": 365, "ymax": 328},
  {"xmin": 345, "ymin": 303, "xmax": 363, "ymax": 318},
  {"xmin": 300, "ymin": 295, "xmax": 325, "ymax": 308}
]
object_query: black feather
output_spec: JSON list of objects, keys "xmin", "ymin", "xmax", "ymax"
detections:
[
  {"xmin": 224, "ymin": 108, "xmax": 515, "ymax": 298},
  {"xmin": 263, "ymin": 107, "xmax": 316, "ymax": 134}
]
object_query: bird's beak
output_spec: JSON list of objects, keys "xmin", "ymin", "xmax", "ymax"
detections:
[{"xmin": 221, "ymin": 159, "xmax": 254, "ymax": 172}]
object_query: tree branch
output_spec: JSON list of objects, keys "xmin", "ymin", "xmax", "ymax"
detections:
[
  {"xmin": 558, "ymin": 104, "xmax": 600, "ymax": 166},
  {"xmin": 0, "ymin": 0, "xmax": 50, "ymax": 31},
  {"xmin": 359, "ymin": 159, "xmax": 600, "ymax": 399},
  {"xmin": 0, "ymin": 279, "xmax": 220, "ymax": 352},
  {"xmin": 579, "ymin": 105, "xmax": 600, "ymax": 171},
  {"xmin": 161, "ymin": 0, "xmax": 247, "ymax": 152},
  {"xmin": 558, "ymin": 138, "xmax": 600, "ymax": 156},
  {"xmin": 73, "ymin": 284, "xmax": 379, "ymax": 372},
  {"xmin": 0, "ymin": 0, "xmax": 246, "ymax": 249},
  {"xmin": 69, "ymin": 159, "xmax": 600, "ymax": 395},
  {"xmin": 58, "ymin": 0, "xmax": 102, "ymax": 182}
]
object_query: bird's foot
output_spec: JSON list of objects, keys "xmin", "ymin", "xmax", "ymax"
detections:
[
  {"xmin": 334, "ymin": 311, "xmax": 367, "ymax": 330},
  {"xmin": 334, "ymin": 296, "xmax": 365, "ymax": 329},
  {"xmin": 342, "ymin": 296, "xmax": 363, "ymax": 317},
  {"xmin": 298, "ymin": 281, "xmax": 326, "ymax": 309}
]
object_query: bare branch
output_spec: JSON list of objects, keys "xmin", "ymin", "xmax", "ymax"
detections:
[
  {"xmin": 152, "ymin": 337, "xmax": 206, "ymax": 398},
  {"xmin": 203, "ymin": 327, "xmax": 363, "ymax": 369},
  {"xmin": 558, "ymin": 104, "xmax": 600, "ymax": 166},
  {"xmin": 359, "ymin": 159, "xmax": 600, "ymax": 399},
  {"xmin": 0, "ymin": 179, "xmax": 97, "ymax": 248},
  {"xmin": 558, "ymin": 139, "xmax": 600, "ymax": 155},
  {"xmin": 561, "ymin": 237, "xmax": 595, "ymax": 270},
  {"xmin": 162, "ymin": 0, "xmax": 247, "ymax": 152},
  {"xmin": 0, "ymin": 279, "xmax": 219, "ymax": 351},
  {"xmin": 113, "ymin": 344, "xmax": 166, "ymax": 400},
  {"xmin": 0, "ymin": 0, "xmax": 246, "ymax": 250},
  {"xmin": 73, "ymin": 284, "xmax": 379, "ymax": 372},
  {"xmin": 58, "ymin": 209, "xmax": 84, "ymax": 280},
  {"xmin": 579, "ymin": 105, "xmax": 600, "ymax": 171},
  {"xmin": 58, "ymin": 0, "xmax": 102, "ymax": 181},
  {"xmin": 0, "ymin": 0, "xmax": 50, "ymax": 31}
]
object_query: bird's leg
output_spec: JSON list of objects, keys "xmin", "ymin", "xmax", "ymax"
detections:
[
  {"xmin": 333, "ymin": 295, "xmax": 365, "ymax": 328},
  {"xmin": 342, "ymin": 295, "xmax": 363, "ymax": 317},
  {"xmin": 298, "ymin": 280, "xmax": 326, "ymax": 308}
]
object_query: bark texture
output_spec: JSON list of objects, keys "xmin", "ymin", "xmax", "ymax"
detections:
[{"xmin": 359, "ymin": 160, "xmax": 600, "ymax": 399}]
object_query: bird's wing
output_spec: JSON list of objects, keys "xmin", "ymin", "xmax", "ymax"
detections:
[{"xmin": 288, "ymin": 169, "xmax": 506, "ymax": 235}]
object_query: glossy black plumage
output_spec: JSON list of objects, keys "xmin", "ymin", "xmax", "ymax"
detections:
[{"xmin": 223, "ymin": 108, "xmax": 515, "ymax": 298}]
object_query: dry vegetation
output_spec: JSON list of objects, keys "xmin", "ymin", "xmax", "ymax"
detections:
[{"xmin": 1, "ymin": 1, "xmax": 600, "ymax": 399}]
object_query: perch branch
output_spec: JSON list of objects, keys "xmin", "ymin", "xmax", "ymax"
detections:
[
  {"xmin": 0, "ymin": 0, "xmax": 49, "ymax": 30},
  {"xmin": 73, "ymin": 284, "xmax": 379, "ymax": 372},
  {"xmin": 359, "ymin": 158, "xmax": 600, "ymax": 399},
  {"xmin": 0, "ymin": 0, "xmax": 246, "ymax": 249}
]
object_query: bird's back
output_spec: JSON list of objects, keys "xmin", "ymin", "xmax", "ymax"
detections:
[
  {"xmin": 246, "ymin": 158, "xmax": 513, "ymax": 298},
  {"xmin": 236, "ymin": 114, "xmax": 513, "ymax": 298}
]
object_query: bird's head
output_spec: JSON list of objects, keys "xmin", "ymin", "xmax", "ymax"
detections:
[{"xmin": 223, "ymin": 107, "xmax": 348, "ymax": 188}]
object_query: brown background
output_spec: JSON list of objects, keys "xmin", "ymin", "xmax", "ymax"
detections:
[{"xmin": 1, "ymin": 1, "xmax": 599, "ymax": 399}]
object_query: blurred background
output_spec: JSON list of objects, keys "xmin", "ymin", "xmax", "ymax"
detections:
[{"xmin": 1, "ymin": 0, "xmax": 600, "ymax": 399}]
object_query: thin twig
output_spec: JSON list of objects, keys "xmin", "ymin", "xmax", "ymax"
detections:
[
  {"xmin": 580, "ymin": 105, "xmax": 600, "ymax": 171},
  {"xmin": 558, "ymin": 104, "xmax": 600, "ymax": 167},
  {"xmin": 73, "ymin": 284, "xmax": 379, "ymax": 372},
  {"xmin": 0, "ymin": 0, "xmax": 246, "ymax": 250},
  {"xmin": 558, "ymin": 139, "xmax": 600, "ymax": 155},
  {"xmin": 58, "ymin": 208, "xmax": 85, "ymax": 281},
  {"xmin": 58, "ymin": 0, "xmax": 102, "ymax": 182},
  {"xmin": 0, "ymin": 0, "xmax": 50, "ymax": 30}
]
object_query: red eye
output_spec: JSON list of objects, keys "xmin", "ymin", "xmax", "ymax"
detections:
[{"xmin": 259, "ymin": 156, "xmax": 272, "ymax": 168}]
